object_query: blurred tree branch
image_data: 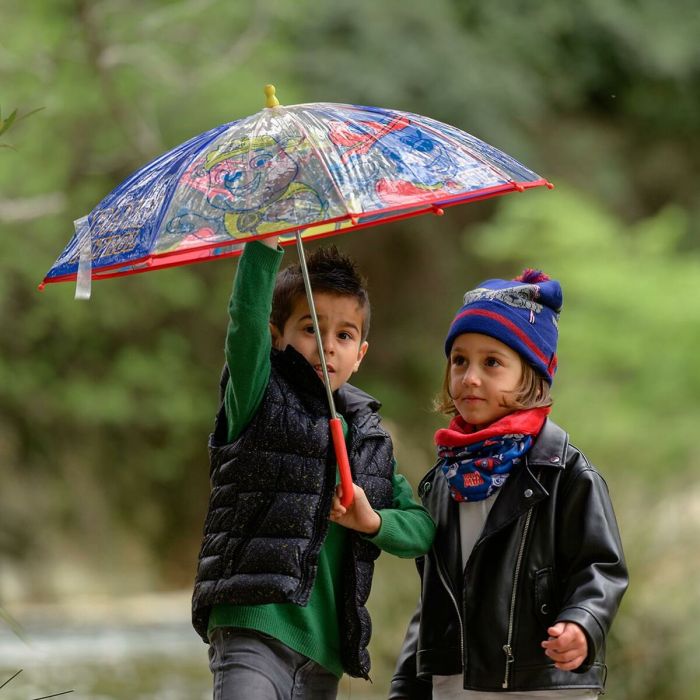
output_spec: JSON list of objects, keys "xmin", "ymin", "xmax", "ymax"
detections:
[
  {"xmin": 0, "ymin": 193, "xmax": 67, "ymax": 222},
  {"xmin": 212, "ymin": 0, "xmax": 272, "ymax": 76},
  {"xmin": 74, "ymin": 0, "xmax": 162, "ymax": 157}
]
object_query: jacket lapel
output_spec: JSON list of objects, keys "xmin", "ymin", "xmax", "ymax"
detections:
[{"xmin": 479, "ymin": 419, "xmax": 568, "ymax": 541}]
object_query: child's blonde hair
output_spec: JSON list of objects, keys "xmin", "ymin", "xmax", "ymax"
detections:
[{"xmin": 434, "ymin": 356, "xmax": 553, "ymax": 418}]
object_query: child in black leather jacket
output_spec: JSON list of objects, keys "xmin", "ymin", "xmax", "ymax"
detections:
[{"xmin": 390, "ymin": 269, "xmax": 628, "ymax": 699}]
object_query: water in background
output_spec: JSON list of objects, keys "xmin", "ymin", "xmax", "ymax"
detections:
[
  {"xmin": 0, "ymin": 590, "xmax": 384, "ymax": 699},
  {"xmin": 0, "ymin": 592, "xmax": 209, "ymax": 699}
]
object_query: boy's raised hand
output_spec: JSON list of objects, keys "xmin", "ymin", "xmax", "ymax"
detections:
[
  {"xmin": 541, "ymin": 621, "xmax": 588, "ymax": 671},
  {"xmin": 260, "ymin": 235, "xmax": 279, "ymax": 249},
  {"xmin": 329, "ymin": 484, "xmax": 381, "ymax": 536}
]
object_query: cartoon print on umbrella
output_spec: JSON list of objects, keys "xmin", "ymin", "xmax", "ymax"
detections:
[
  {"xmin": 327, "ymin": 116, "xmax": 466, "ymax": 206},
  {"xmin": 160, "ymin": 134, "xmax": 330, "ymax": 251}
]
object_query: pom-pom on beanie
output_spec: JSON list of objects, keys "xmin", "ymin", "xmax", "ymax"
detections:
[{"xmin": 444, "ymin": 269, "xmax": 563, "ymax": 383}]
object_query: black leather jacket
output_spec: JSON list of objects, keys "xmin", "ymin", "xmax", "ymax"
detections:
[{"xmin": 390, "ymin": 419, "xmax": 628, "ymax": 698}]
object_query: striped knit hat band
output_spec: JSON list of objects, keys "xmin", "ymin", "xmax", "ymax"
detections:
[{"xmin": 444, "ymin": 269, "xmax": 562, "ymax": 383}]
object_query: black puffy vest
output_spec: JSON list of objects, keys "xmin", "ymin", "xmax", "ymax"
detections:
[{"xmin": 192, "ymin": 346, "xmax": 394, "ymax": 677}]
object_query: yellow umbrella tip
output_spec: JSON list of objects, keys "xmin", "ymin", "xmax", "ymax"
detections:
[{"xmin": 264, "ymin": 84, "xmax": 280, "ymax": 108}]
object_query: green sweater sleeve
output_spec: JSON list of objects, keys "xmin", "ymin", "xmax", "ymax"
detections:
[
  {"xmin": 368, "ymin": 466, "xmax": 435, "ymax": 558},
  {"xmin": 224, "ymin": 241, "xmax": 284, "ymax": 443}
]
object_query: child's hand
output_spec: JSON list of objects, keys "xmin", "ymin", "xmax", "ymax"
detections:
[
  {"xmin": 329, "ymin": 484, "xmax": 381, "ymax": 535},
  {"xmin": 260, "ymin": 235, "xmax": 279, "ymax": 249},
  {"xmin": 541, "ymin": 621, "xmax": 588, "ymax": 671}
]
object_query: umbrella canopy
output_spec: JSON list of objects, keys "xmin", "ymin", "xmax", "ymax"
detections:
[
  {"xmin": 41, "ymin": 85, "xmax": 551, "ymax": 290},
  {"xmin": 40, "ymin": 86, "xmax": 552, "ymax": 506}
]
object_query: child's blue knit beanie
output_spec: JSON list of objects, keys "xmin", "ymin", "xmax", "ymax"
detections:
[{"xmin": 444, "ymin": 269, "xmax": 563, "ymax": 383}]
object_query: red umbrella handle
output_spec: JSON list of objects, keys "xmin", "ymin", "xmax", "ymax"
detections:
[{"xmin": 329, "ymin": 418, "xmax": 354, "ymax": 508}]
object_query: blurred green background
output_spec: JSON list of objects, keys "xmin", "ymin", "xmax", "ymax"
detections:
[{"xmin": 1, "ymin": 1, "xmax": 699, "ymax": 698}]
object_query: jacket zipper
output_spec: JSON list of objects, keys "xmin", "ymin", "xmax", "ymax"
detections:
[
  {"xmin": 434, "ymin": 550, "xmax": 464, "ymax": 671},
  {"xmin": 502, "ymin": 507, "xmax": 534, "ymax": 688}
]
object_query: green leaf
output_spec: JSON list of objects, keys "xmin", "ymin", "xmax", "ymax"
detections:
[
  {"xmin": 0, "ymin": 108, "xmax": 17, "ymax": 136},
  {"xmin": 0, "ymin": 107, "xmax": 43, "ymax": 139},
  {"xmin": 15, "ymin": 106, "xmax": 45, "ymax": 123}
]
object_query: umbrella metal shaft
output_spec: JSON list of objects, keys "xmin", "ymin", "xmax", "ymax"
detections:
[
  {"xmin": 295, "ymin": 232, "xmax": 338, "ymax": 418},
  {"xmin": 295, "ymin": 231, "xmax": 354, "ymax": 508}
]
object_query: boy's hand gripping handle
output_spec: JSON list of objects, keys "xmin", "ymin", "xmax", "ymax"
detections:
[{"xmin": 329, "ymin": 418, "xmax": 354, "ymax": 508}]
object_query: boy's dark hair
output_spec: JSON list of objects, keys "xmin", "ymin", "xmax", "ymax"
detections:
[
  {"xmin": 271, "ymin": 245, "xmax": 371, "ymax": 341},
  {"xmin": 434, "ymin": 356, "xmax": 553, "ymax": 417}
]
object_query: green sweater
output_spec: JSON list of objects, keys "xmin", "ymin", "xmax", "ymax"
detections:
[{"xmin": 208, "ymin": 241, "xmax": 435, "ymax": 677}]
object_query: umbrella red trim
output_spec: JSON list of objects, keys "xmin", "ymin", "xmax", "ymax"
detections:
[{"xmin": 39, "ymin": 178, "xmax": 552, "ymax": 288}]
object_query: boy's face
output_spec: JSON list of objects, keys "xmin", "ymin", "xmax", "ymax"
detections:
[
  {"xmin": 448, "ymin": 332, "xmax": 523, "ymax": 430},
  {"xmin": 271, "ymin": 291, "xmax": 368, "ymax": 392}
]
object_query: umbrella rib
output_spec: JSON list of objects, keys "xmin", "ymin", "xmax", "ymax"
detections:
[
  {"xmin": 283, "ymin": 107, "xmax": 358, "ymax": 223},
  {"xmin": 147, "ymin": 122, "xmax": 236, "ymax": 253}
]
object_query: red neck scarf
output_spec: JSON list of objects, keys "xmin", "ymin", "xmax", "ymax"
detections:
[{"xmin": 435, "ymin": 406, "xmax": 550, "ymax": 448}]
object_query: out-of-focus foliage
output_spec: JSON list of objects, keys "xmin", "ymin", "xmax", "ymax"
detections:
[{"xmin": 1, "ymin": 0, "xmax": 699, "ymax": 698}]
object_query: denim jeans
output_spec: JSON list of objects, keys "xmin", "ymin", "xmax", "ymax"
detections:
[{"xmin": 208, "ymin": 627, "xmax": 340, "ymax": 699}]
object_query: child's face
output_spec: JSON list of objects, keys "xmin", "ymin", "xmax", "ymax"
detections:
[
  {"xmin": 272, "ymin": 292, "xmax": 368, "ymax": 392},
  {"xmin": 448, "ymin": 333, "xmax": 523, "ymax": 429}
]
